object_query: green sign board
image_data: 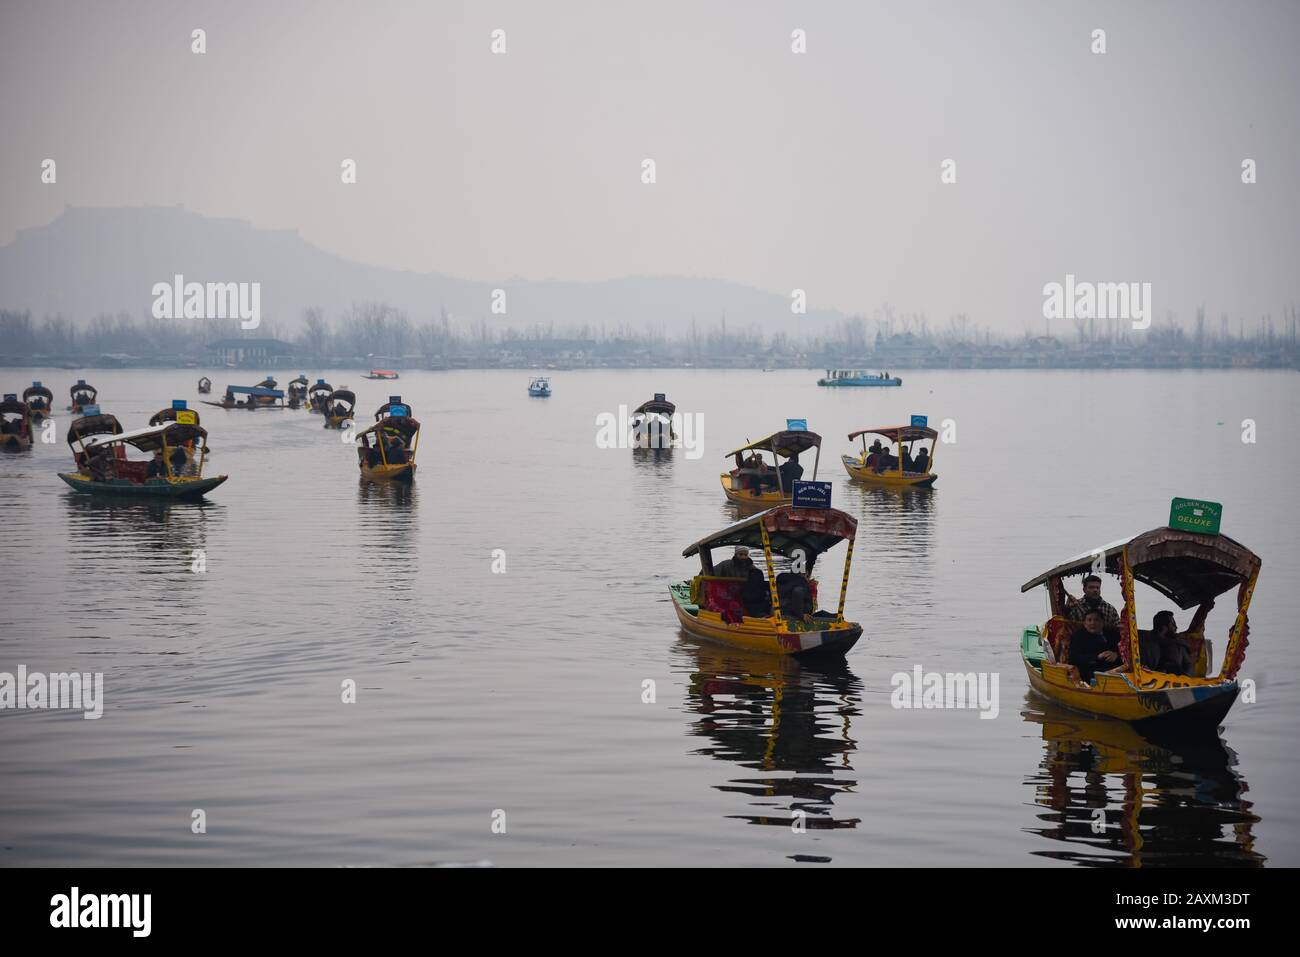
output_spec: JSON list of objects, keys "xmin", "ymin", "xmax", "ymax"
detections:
[{"xmin": 1169, "ymin": 497, "xmax": 1222, "ymax": 535}]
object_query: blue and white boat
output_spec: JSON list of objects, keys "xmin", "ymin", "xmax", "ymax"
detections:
[{"xmin": 528, "ymin": 376, "xmax": 552, "ymax": 398}]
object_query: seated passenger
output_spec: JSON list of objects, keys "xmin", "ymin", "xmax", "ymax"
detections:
[
  {"xmin": 146, "ymin": 451, "xmax": 167, "ymax": 479},
  {"xmin": 1068, "ymin": 608, "xmax": 1120, "ymax": 683},
  {"xmin": 387, "ymin": 436, "xmax": 408, "ymax": 464},
  {"xmin": 776, "ymin": 554, "xmax": 817, "ymax": 623},
  {"xmin": 778, "ymin": 452, "xmax": 803, "ymax": 490},
  {"xmin": 1138, "ymin": 603, "xmax": 1212, "ymax": 675},
  {"xmin": 901, "ymin": 448, "xmax": 915, "ymax": 472},
  {"xmin": 169, "ymin": 445, "xmax": 188, "ymax": 475},
  {"xmin": 914, "ymin": 447, "xmax": 930, "ymax": 473},
  {"xmin": 714, "ymin": 546, "xmax": 755, "ymax": 579}
]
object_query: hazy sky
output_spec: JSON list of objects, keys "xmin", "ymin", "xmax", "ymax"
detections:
[{"xmin": 2, "ymin": 0, "xmax": 1298, "ymax": 330}]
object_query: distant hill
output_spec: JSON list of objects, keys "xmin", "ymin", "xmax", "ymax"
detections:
[{"xmin": 0, "ymin": 205, "xmax": 846, "ymax": 335}]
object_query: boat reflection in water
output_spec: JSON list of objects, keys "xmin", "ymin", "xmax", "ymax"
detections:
[
  {"xmin": 1022, "ymin": 695, "xmax": 1263, "ymax": 866},
  {"xmin": 675, "ymin": 640, "xmax": 862, "ymax": 848}
]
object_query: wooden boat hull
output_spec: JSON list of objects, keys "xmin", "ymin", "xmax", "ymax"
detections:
[
  {"xmin": 528, "ymin": 389, "xmax": 551, "ymax": 397},
  {"xmin": 1022, "ymin": 648, "xmax": 1238, "ymax": 737},
  {"xmin": 360, "ymin": 462, "xmax": 415, "ymax": 482},
  {"xmin": 671, "ymin": 584, "xmax": 861, "ymax": 658},
  {"xmin": 323, "ymin": 415, "xmax": 350, "ymax": 429},
  {"xmin": 720, "ymin": 473, "xmax": 791, "ymax": 508},
  {"xmin": 841, "ymin": 455, "xmax": 937, "ymax": 488},
  {"xmin": 58, "ymin": 472, "xmax": 228, "ymax": 498},
  {"xmin": 1, "ymin": 434, "xmax": 33, "ymax": 451}
]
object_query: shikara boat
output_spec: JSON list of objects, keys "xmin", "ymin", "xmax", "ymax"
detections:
[
  {"xmin": 149, "ymin": 400, "xmax": 200, "ymax": 427},
  {"xmin": 528, "ymin": 376, "xmax": 551, "ymax": 397},
  {"xmin": 286, "ymin": 375, "xmax": 309, "ymax": 408},
  {"xmin": 254, "ymin": 376, "xmax": 277, "ymax": 392},
  {"xmin": 307, "ymin": 379, "xmax": 333, "ymax": 414},
  {"xmin": 58, "ymin": 421, "xmax": 227, "ymax": 498},
  {"xmin": 1020, "ymin": 512, "xmax": 1261, "ymax": 737},
  {"xmin": 721, "ymin": 426, "xmax": 821, "ymax": 508},
  {"xmin": 364, "ymin": 369, "xmax": 400, "ymax": 380},
  {"xmin": 197, "ymin": 376, "xmax": 212, "ymax": 394},
  {"xmin": 841, "ymin": 424, "xmax": 938, "ymax": 488},
  {"xmin": 0, "ymin": 394, "xmax": 34, "ymax": 451},
  {"xmin": 323, "ymin": 388, "xmax": 356, "ymax": 429},
  {"xmin": 66, "ymin": 410, "xmax": 124, "ymax": 470},
  {"xmin": 670, "ymin": 504, "xmax": 863, "ymax": 658},
  {"xmin": 203, "ymin": 385, "xmax": 286, "ymax": 409},
  {"xmin": 355, "ymin": 396, "xmax": 419, "ymax": 481},
  {"xmin": 630, "ymin": 393, "xmax": 676, "ymax": 449},
  {"xmin": 817, "ymin": 369, "xmax": 902, "ymax": 387},
  {"xmin": 22, "ymin": 382, "xmax": 53, "ymax": 422},
  {"xmin": 68, "ymin": 379, "xmax": 98, "ymax": 413}
]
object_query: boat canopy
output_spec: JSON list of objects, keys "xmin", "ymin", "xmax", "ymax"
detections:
[
  {"xmin": 23, "ymin": 383, "xmax": 53, "ymax": 402},
  {"xmin": 633, "ymin": 395, "xmax": 676, "ymax": 417},
  {"xmin": 150, "ymin": 406, "xmax": 201, "ymax": 426},
  {"xmin": 289, "ymin": 375, "xmax": 309, "ymax": 386},
  {"xmin": 358, "ymin": 416, "xmax": 420, "ymax": 440},
  {"xmin": 683, "ymin": 505, "xmax": 857, "ymax": 560},
  {"xmin": 70, "ymin": 381, "xmax": 97, "ymax": 398},
  {"xmin": 725, "ymin": 430, "xmax": 822, "ymax": 459},
  {"xmin": 226, "ymin": 385, "xmax": 284, "ymax": 398},
  {"xmin": 848, "ymin": 425, "xmax": 937, "ymax": 443},
  {"xmin": 1, "ymin": 395, "xmax": 30, "ymax": 415},
  {"xmin": 327, "ymin": 389, "xmax": 356, "ymax": 405},
  {"xmin": 309, "ymin": 380, "xmax": 333, "ymax": 394},
  {"xmin": 374, "ymin": 397, "xmax": 413, "ymax": 420},
  {"xmin": 67, "ymin": 413, "xmax": 123, "ymax": 446},
  {"xmin": 198, "ymin": 376, "xmax": 211, "ymax": 385},
  {"xmin": 82, "ymin": 422, "xmax": 207, "ymax": 454},
  {"xmin": 1020, "ymin": 527, "xmax": 1261, "ymax": 609}
]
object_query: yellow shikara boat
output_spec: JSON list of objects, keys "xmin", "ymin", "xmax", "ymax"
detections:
[
  {"xmin": 307, "ymin": 379, "xmax": 333, "ymax": 413},
  {"xmin": 355, "ymin": 397, "xmax": 419, "ymax": 482},
  {"xmin": 720, "ymin": 427, "xmax": 821, "ymax": 508},
  {"xmin": 67, "ymin": 379, "xmax": 97, "ymax": 414},
  {"xmin": 286, "ymin": 375, "xmax": 310, "ymax": 409},
  {"xmin": 22, "ymin": 382, "xmax": 53, "ymax": 422},
  {"xmin": 323, "ymin": 388, "xmax": 356, "ymax": 429},
  {"xmin": 670, "ymin": 504, "xmax": 863, "ymax": 658},
  {"xmin": 1020, "ymin": 519, "xmax": 1260, "ymax": 737},
  {"xmin": 841, "ymin": 424, "xmax": 938, "ymax": 488},
  {"xmin": 0, "ymin": 394, "xmax": 34, "ymax": 451}
]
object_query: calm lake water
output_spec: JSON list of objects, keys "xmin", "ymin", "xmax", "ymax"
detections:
[{"xmin": 1, "ymin": 367, "xmax": 1297, "ymax": 867}]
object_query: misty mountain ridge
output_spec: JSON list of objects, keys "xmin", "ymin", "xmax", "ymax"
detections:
[{"xmin": 0, "ymin": 205, "xmax": 846, "ymax": 336}]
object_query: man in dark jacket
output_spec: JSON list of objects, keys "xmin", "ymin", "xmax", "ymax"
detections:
[{"xmin": 1069, "ymin": 608, "xmax": 1120, "ymax": 683}]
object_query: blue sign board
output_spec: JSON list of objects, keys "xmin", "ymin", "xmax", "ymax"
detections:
[
  {"xmin": 388, "ymin": 405, "xmax": 409, "ymax": 418},
  {"xmin": 910, "ymin": 414, "xmax": 928, "ymax": 428},
  {"xmin": 786, "ymin": 418, "xmax": 807, "ymax": 431},
  {"xmin": 792, "ymin": 479, "xmax": 832, "ymax": 509},
  {"xmin": 172, "ymin": 399, "xmax": 188, "ymax": 410}
]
